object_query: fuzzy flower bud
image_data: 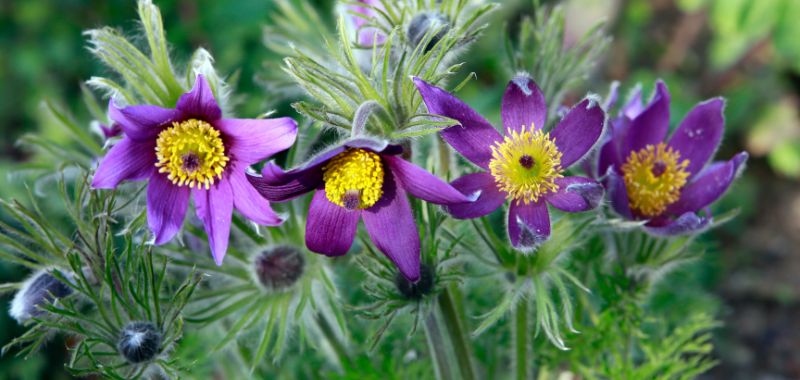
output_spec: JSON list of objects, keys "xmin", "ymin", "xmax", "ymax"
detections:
[
  {"xmin": 407, "ymin": 12, "xmax": 450, "ymax": 52},
  {"xmin": 254, "ymin": 245, "xmax": 305, "ymax": 291},
  {"xmin": 9, "ymin": 269, "xmax": 73, "ymax": 324},
  {"xmin": 118, "ymin": 321, "xmax": 162, "ymax": 364},
  {"xmin": 395, "ymin": 263, "xmax": 435, "ymax": 300}
]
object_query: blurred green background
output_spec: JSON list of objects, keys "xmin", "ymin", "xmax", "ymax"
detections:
[{"xmin": 0, "ymin": 0, "xmax": 798, "ymax": 379}]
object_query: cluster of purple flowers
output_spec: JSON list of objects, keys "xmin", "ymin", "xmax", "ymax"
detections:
[{"xmin": 92, "ymin": 73, "xmax": 745, "ymax": 282}]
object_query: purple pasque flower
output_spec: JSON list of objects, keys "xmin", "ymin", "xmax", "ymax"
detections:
[
  {"xmin": 597, "ymin": 80, "xmax": 748, "ymax": 235},
  {"xmin": 246, "ymin": 138, "xmax": 472, "ymax": 281},
  {"xmin": 350, "ymin": 0, "xmax": 387, "ymax": 47},
  {"xmin": 91, "ymin": 75, "xmax": 298, "ymax": 264},
  {"xmin": 414, "ymin": 76, "xmax": 606, "ymax": 250}
]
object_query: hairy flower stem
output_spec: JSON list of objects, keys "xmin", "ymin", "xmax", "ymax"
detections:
[
  {"xmin": 438, "ymin": 287, "xmax": 477, "ymax": 380},
  {"xmin": 424, "ymin": 308, "xmax": 456, "ymax": 380},
  {"xmin": 316, "ymin": 313, "xmax": 351, "ymax": 369},
  {"xmin": 514, "ymin": 300, "xmax": 529, "ymax": 380}
]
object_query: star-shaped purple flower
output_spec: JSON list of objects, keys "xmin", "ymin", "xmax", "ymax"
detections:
[
  {"xmin": 246, "ymin": 138, "xmax": 473, "ymax": 281},
  {"xmin": 415, "ymin": 76, "xmax": 606, "ymax": 249},
  {"xmin": 91, "ymin": 75, "xmax": 298, "ymax": 264},
  {"xmin": 597, "ymin": 80, "xmax": 748, "ymax": 235}
]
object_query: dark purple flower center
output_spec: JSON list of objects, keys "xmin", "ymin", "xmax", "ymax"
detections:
[
  {"xmin": 341, "ymin": 190, "xmax": 362, "ymax": 211},
  {"xmin": 650, "ymin": 160, "xmax": 667, "ymax": 177},
  {"xmin": 181, "ymin": 153, "xmax": 201, "ymax": 173},
  {"xmin": 518, "ymin": 155, "xmax": 535, "ymax": 169}
]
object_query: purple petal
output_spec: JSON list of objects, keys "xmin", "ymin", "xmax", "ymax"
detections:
[
  {"xmin": 603, "ymin": 81, "xmax": 620, "ymax": 111},
  {"xmin": 108, "ymin": 101, "xmax": 179, "ymax": 142},
  {"xmin": 507, "ymin": 201, "xmax": 550, "ymax": 249},
  {"xmin": 621, "ymin": 85, "xmax": 644, "ymax": 119},
  {"xmin": 644, "ymin": 212, "xmax": 710, "ymax": 236},
  {"xmin": 622, "ymin": 81, "xmax": 670, "ymax": 157},
  {"xmin": 229, "ymin": 169, "xmax": 283, "ymax": 226},
  {"xmin": 248, "ymin": 163, "xmax": 323, "ymax": 202},
  {"xmin": 384, "ymin": 156, "xmax": 473, "ymax": 205},
  {"xmin": 306, "ymin": 189, "xmax": 360, "ymax": 257},
  {"xmin": 363, "ymin": 172, "xmax": 421, "ymax": 281},
  {"xmin": 344, "ymin": 138, "xmax": 403, "ymax": 156},
  {"xmin": 100, "ymin": 123, "xmax": 122, "ymax": 139},
  {"xmin": 176, "ymin": 75, "xmax": 222, "ymax": 121},
  {"xmin": 667, "ymin": 98, "xmax": 726, "ymax": 177},
  {"xmin": 216, "ymin": 117, "xmax": 298, "ymax": 165},
  {"xmin": 351, "ymin": 0, "xmax": 386, "ymax": 45},
  {"xmin": 502, "ymin": 76, "xmax": 547, "ymax": 134},
  {"xmin": 605, "ymin": 167, "xmax": 633, "ymax": 219},
  {"xmin": 444, "ymin": 172, "xmax": 506, "ymax": 219},
  {"xmin": 666, "ymin": 152, "xmax": 748, "ymax": 216},
  {"xmin": 550, "ymin": 98, "xmax": 606, "ymax": 168},
  {"xmin": 597, "ymin": 117, "xmax": 630, "ymax": 176},
  {"xmin": 92, "ymin": 138, "xmax": 155, "ymax": 189},
  {"xmin": 413, "ymin": 77, "xmax": 501, "ymax": 169},
  {"xmin": 546, "ymin": 176, "xmax": 603, "ymax": 213},
  {"xmin": 147, "ymin": 174, "xmax": 190, "ymax": 245},
  {"xmin": 194, "ymin": 180, "xmax": 234, "ymax": 265}
]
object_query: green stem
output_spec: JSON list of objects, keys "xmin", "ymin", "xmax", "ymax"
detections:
[
  {"xmin": 515, "ymin": 300, "xmax": 529, "ymax": 380},
  {"xmin": 316, "ymin": 313, "xmax": 351, "ymax": 370},
  {"xmin": 424, "ymin": 309, "xmax": 456, "ymax": 380},
  {"xmin": 438, "ymin": 287, "xmax": 477, "ymax": 380}
]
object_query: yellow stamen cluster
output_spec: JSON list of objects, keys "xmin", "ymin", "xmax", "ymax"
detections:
[
  {"xmin": 489, "ymin": 125, "xmax": 563, "ymax": 205},
  {"xmin": 621, "ymin": 143, "xmax": 690, "ymax": 217},
  {"xmin": 155, "ymin": 119, "xmax": 229, "ymax": 189},
  {"xmin": 323, "ymin": 148, "xmax": 384, "ymax": 210}
]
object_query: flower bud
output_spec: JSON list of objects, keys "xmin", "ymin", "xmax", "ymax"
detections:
[
  {"xmin": 395, "ymin": 263, "xmax": 435, "ymax": 300},
  {"xmin": 9, "ymin": 269, "xmax": 73, "ymax": 324},
  {"xmin": 118, "ymin": 321, "xmax": 162, "ymax": 364},
  {"xmin": 407, "ymin": 12, "xmax": 450, "ymax": 52},
  {"xmin": 254, "ymin": 245, "xmax": 305, "ymax": 291}
]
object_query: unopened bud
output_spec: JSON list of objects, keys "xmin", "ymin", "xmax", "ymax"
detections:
[
  {"xmin": 254, "ymin": 245, "xmax": 305, "ymax": 291},
  {"xmin": 9, "ymin": 269, "xmax": 73, "ymax": 324},
  {"xmin": 118, "ymin": 321, "xmax": 162, "ymax": 364},
  {"xmin": 395, "ymin": 263, "xmax": 435, "ymax": 300},
  {"xmin": 407, "ymin": 12, "xmax": 450, "ymax": 52}
]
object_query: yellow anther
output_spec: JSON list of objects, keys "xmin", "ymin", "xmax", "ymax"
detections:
[
  {"xmin": 489, "ymin": 125, "xmax": 563, "ymax": 205},
  {"xmin": 155, "ymin": 119, "xmax": 229, "ymax": 189},
  {"xmin": 322, "ymin": 148, "xmax": 384, "ymax": 210},
  {"xmin": 621, "ymin": 143, "xmax": 690, "ymax": 217}
]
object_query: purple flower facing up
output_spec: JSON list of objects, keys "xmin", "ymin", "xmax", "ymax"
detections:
[
  {"xmin": 597, "ymin": 81, "xmax": 748, "ymax": 235},
  {"xmin": 91, "ymin": 75, "xmax": 298, "ymax": 264},
  {"xmin": 246, "ymin": 138, "xmax": 473, "ymax": 281},
  {"xmin": 415, "ymin": 76, "xmax": 606, "ymax": 249}
]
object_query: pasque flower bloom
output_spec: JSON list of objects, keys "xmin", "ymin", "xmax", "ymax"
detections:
[
  {"xmin": 415, "ymin": 76, "xmax": 606, "ymax": 249},
  {"xmin": 92, "ymin": 75, "xmax": 298, "ymax": 264},
  {"xmin": 247, "ymin": 138, "xmax": 472, "ymax": 281},
  {"xmin": 597, "ymin": 81, "xmax": 748, "ymax": 235}
]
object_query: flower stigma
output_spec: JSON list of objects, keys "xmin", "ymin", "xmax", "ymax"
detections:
[
  {"xmin": 323, "ymin": 148, "xmax": 384, "ymax": 210},
  {"xmin": 155, "ymin": 119, "xmax": 229, "ymax": 190},
  {"xmin": 621, "ymin": 143, "xmax": 690, "ymax": 217},
  {"xmin": 489, "ymin": 125, "xmax": 563, "ymax": 204}
]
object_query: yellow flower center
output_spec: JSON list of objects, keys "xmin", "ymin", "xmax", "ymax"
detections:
[
  {"xmin": 155, "ymin": 119, "xmax": 229, "ymax": 189},
  {"xmin": 621, "ymin": 143, "xmax": 690, "ymax": 217},
  {"xmin": 489, "ymin": 125, "xmax": 563, "ymax": 205},
  {"xmin": 322, "ymin": 148, "xmax": 384, "ymax": 210}
]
